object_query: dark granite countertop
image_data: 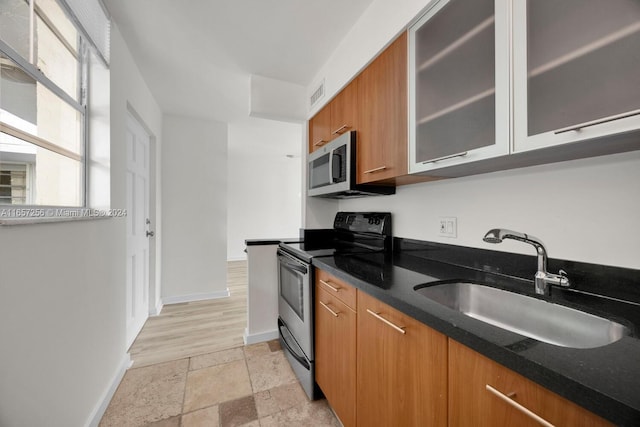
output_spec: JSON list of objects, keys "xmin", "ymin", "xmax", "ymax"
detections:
[
  {"xmin": 312, "ymin": 242, "xmax": 640, "ymax": 426},
  {"xmin": 245, "ymin": 237, "xmax": 300, "ymax": 246}
]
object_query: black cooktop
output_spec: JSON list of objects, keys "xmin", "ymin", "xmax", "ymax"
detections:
[{"xmin": 279, "ymin": 212, "xmax": 392, "ymax": 263}]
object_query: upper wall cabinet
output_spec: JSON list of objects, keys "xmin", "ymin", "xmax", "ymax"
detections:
[
  {"xmin": 309, "ymin": 80, "xmax": 358, "ymax": 153},
  {"xmin": 309, "ymin": 104, "xmax": 331, "ymax": 153},
  {"xmin": 357, "ymin": 33, "xmax": 408, "ymax": 184},
  {"xmin": 408, "ymin": 0, "xmax": 510, "ymax": 174},
  {"xmin": 330, "ymin": 80, "xmax": 358, "ymax": 141},
  {"xmin": 513, "ymin": 0, "xmax": 640, "ymax": 152}
]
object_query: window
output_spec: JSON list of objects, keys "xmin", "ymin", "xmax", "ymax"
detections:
[
  {"xmin": 0, "ymin": 0, "xmax": 89, "ymax": 207},
  {"xmin": 0, "ymin": 163, "xmax": 30, "ymax": 204}
]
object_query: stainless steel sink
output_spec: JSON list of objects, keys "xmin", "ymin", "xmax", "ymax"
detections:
[{"xmin": 415, "ymin": 282, "xmax": 629, "ymax": 348}]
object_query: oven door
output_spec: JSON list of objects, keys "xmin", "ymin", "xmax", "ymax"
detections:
[{"xmin": 277, "ymin": 248, "xmax": 313, "ymax": 358}]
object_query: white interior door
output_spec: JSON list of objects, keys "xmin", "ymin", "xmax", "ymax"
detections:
[{"xmin": 126, "ymin": 113, "xmax": 151, "ymax": 347}]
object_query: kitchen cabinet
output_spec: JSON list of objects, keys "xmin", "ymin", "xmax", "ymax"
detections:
[
  {"xmin": 356, "ymin": 290, "xmax": 447, "ymax": 427},
  {"xmin": 314, "ymin": 270, "xmax": 356, "ymax": 427},
  {"xmin": 314, "ymin": 267, "xmax": 620, "ymax": 426},
  {"xmin": 357, "ymin": 32, "xmax": 408, "ymax": 184},
  {"xmin": 308, "ymin": 104, "xmax": 331, "ymax": 153},
  {"xmin": 408, "ymin": 0, "xmax": 510, "ymax": 174},
  {"xmin": 513, "ymin": 0, "xmax": 640, "ymax": 153},
  {"xmin": 408, "ymin": 0, "xmax": 640, "ymax": 177},
  {"xmin": 448, "ymin": 339, "xmax": 614, "ymax": 427},
  {"xmin": 317, "ymin": 269, "xmax": 357, "ymax": 309},
  {"xmin": 308, "ymin": 80, "xmax": 358, "ymax": 154},
  {"xmin": 329, "ymin": 80, "xmax": 358, "ymax": 142}
]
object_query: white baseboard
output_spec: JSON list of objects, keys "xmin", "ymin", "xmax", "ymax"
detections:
[
  {"xmin": 149, "ymin": 298, "xmax": 163, "ymax": 316},
  {"xmin": 227, "ymin": 256, "xmax": 247, "ymax": 262},
  {"xmin": 162, "ymin": 289, "xmax": 230, "ymax": 305},
  {"xmin": 244, "ymin": 328, "xmax": 279, "ymax": 345},
  {"xmin": 86, "ymin": 353, "xmax": 132, "ymax": 427}
]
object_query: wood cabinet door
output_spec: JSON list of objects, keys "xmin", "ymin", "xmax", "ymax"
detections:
[
  {"xmin": 315, "ymin": 284, "xmax": 357, "ymax": 427},
  {"xmin": 448, "ymin": 339, "xmax": 614, "ymax": 427},
  {"xmin": 309, "ymin": 104, "xmax": 331, "ymax": 153},
  {"xmin": 356, "ymin": 291, "xmax": 447, "ymax": 427},
  {"xmin": 330, "ymin": 80, "xmax": 358, "ymax": 139},
  {"xmin": 357, "ymin": 32, "xmax": 408, "ymax": 184}
]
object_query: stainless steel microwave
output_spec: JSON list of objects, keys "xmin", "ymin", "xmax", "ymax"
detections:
[{"xmin": 307, "ymin": 131, "xmax": 395, "ymax": 198}]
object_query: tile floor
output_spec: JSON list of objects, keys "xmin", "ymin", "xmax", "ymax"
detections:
[{"xmin": 99, "ymin": 340, "xmax": 340, "ymax": 427}]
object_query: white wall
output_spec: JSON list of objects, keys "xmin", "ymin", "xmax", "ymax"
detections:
[
  {"xmin": 227, "ymin": 117, "xmax": 302, "ymax": 260},
  {"xmin": 307, "ymin": 0, "xmax": 431, "ymax": 117},
  {"xmin": 0, "ymin": 24, "xmax": 164, "ymax": 427},
  {"xmin": 111, "ymin": 24, "xmax": 165, "ymax": 319},
  {"xmin": 0, "ymin": 220, "xmax": 122, "ymax": 427},
  {"xmin": 161, "ymin": 115, "xmax": 229, "ymax": 301},
  {"xmin": 249, "ymin": 75, "xmax": 307, "ymax": 123},
  {"xmin": 339, "ymin": 152, "xmax": 640, "ymax": 269}
]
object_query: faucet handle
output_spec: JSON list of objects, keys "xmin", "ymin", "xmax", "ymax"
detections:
[{"xmin": 547, "ymin": 270, "xmax": 570, "ymax": 288}]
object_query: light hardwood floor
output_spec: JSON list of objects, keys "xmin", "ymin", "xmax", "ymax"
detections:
[{"xmin": 129, "ymin": 260, "xmax": 248, "ymax": 367}]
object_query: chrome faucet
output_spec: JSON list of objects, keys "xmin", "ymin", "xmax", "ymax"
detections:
[{"xmin": 483, "ymin": 228, "xmax": 570, "ymax": 295}]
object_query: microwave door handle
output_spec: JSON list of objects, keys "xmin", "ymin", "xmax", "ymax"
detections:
[{"xmin": 331, "ymin": 149, "xmax": 342, "ymax": 183}]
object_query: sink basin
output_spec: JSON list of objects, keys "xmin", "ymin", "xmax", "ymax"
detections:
[{"xmin": 415, "ymin": 282, "xmax": 629, "ymax": 349}]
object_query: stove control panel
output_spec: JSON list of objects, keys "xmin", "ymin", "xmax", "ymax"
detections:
[{"xmin": 334, "ymin": 212, "xmax": 391, "ymax": 236}]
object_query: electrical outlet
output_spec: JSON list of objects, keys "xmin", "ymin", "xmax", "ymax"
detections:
[{"xmin": 438, "ymin": 217, "xmax": 457, "ymax": 238}]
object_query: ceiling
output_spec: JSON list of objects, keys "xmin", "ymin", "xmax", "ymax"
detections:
[{"xmin": 104, "ymin": 0, "xmax": 375, "ymax": 123}]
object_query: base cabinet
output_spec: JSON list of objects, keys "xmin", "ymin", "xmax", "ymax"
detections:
[
  {"xmin": 315, "ymin": 274, "xmax": 357, "ymax": 427},
  {"xmin": 356, "ymin": 291, "xmax": 447, "ymax": 427},
  {"xmin": 314, "ymin": 270, "xmax": 616, "ymax": 426},
  {"xmin": 448, "ymin": 340, "xmax": 614, "ymax": 427}
]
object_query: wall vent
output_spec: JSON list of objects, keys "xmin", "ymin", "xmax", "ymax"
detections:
[{"xmin": 310, "ymin": 79, "xmax": 325, "ymax": 108}]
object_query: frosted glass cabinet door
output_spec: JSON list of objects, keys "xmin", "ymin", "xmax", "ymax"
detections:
[
  {"xmin": 409, "ymin": 0, "xmax": 510, "ymax": 174},
  {"xmin": 513, "ymin": 0, "xmax": 640, "ymax": 152}
]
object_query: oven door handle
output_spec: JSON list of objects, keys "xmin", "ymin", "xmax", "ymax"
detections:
[
  {"xmin": 278, "ymin": 318, "xmax": 310, "ymax": 370},
  {"xmin": 277, "ymin": 252, "xmax": 308, "ymax": 275},
  {"xmin": 281, "ymin": 261, "xmax": 307, "ymax": 275}
]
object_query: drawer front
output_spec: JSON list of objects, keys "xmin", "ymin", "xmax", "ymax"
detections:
[
  {"xmin": 449, "ymin": 339, "xmax": 614, "ymax": 427},
  {"xmin": 316, "ymin": 269, "xmax": 357, "ymax": 310}
]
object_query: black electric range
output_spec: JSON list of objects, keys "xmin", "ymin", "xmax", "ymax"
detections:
[
  {"xmin": 279, "ymin": 212, "xmax": 393, "ymax": 263},
  {"xmin": 276, "ymin": 212, "xmax": 392, "ymax": 400}
]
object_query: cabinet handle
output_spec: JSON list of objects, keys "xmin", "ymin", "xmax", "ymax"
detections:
[
  {"xmin": 319, "ymin": 279, "xmax": 340, "ymax": 292},
  {"xmin": 313, "ymin": 139, "xmax": 328, "ymax": 147},
  {"xmin": 366, "ymin": 309, "xmax": 406, "ymax": 334},
  {"xmin": 485, "ymin": 384, "xmax": 555, "ymax": 427},
  {"xmin": 363, "ymin": 165, "xmax": 387, "ymax": 174},
  {"xmin": 331, "ymin": 124, "xmax": 350, "ymax": 135},
  {"xmin": 319, "ymin": 301, "xmax": 339, "ymax": 317},
  {"xmin": 422, "ymin": 151, "xmax": 468, "ymax": 164},
  {"xmin": 554, "ymin": 108, "xmax": 640, "ymax": 134}
]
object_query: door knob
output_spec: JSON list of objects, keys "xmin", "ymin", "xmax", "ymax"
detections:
[{"xmin": 146, "ymin": 230, "xmax": 155, "ymax": 237}]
